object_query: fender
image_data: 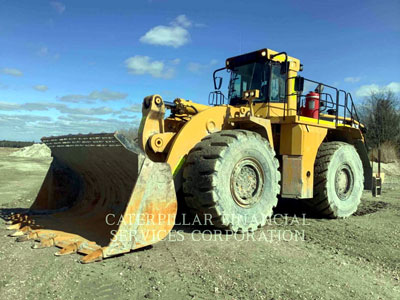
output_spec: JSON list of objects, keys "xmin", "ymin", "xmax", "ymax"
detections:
[
  {"xmin": 166, "ymin": 105, "xmax": 230, "ymax": 180},
  {"xmin": 228, "ymin": 115, "xmax": 275, "ymax": 149}
]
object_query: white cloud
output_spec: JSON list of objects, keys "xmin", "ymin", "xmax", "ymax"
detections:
[
  {"xmin": 187, "ymin": 59, "xmax": 218, "ymax": 74},
  {"xmin": 0, "ymin": 113, "xmax": 137, "ymax": 141},
  {"xmin": 344, "ymin": 77, "xmax": 361, "ymax": 83},
  {"xmin": 355, "ymin": 84, "xmax": 379, "ymax": 97},
  {"xmin": 125, "ymin": 55, "xmax": 174, "ymax": 79},
  {"xmin": 0, "ymin": 101, "xmax": 20, "ymax": 111},
  {"xmin": 0, "ymin": 113, "xmax": 52, "ymax": 125},
  {"xmin": 0, "ymin": 101, "xmax": 114, "ymax": 115},
  {"xmin": 118, "ymin": 114, "xmax": 136, "ymax": 120},
  {"xmin": 139, "ymin": 15, "xmax": 192, "ymax": 48},
  {"xmin": 0, "ymin": 101, "xmax": 140, "ymax": 141},
  {"xmin": 59, "ymin": 88, "xmax": 128, "ymax": 103},
  {"xmin": 1, "ymin": 68, "xmax": 23, "ymax": 77},
  {"xmin": 89, "ymin": 89, "xmax": 128, "ymax": 101},
  {"xmin": 355, "ymin": 82, "xmax": 400, "ymax": 97},
  {"xmin": 33, "ymin": 85, "xmax": 48, "ymax": 92},
  {"xmin": 140, "ymin": 26, "xmax": 189, "ymax": 48},
  {"xmin": 37, "ymin": 46, "xmax": 49, "ymax": 56},
  {"xmin": 387, "ymin": 82, "xmax": 400, "ymax": 93},
  {"xmin": 37, "ymin": 46, "xmax": 60, "ymax": 59},
  {"xmin": 170, "ymin": 58, "xmax": 181, "ymax": 65},
  {"xmin": 123, "ymin": 104, "xmax": 142, "ymax": 113},
  {"xmin": 187, "ymin": 63, "xmax": 202, "ymax": 73},
  {"xmin": 172, "ymin": 15, "xmax": 192, "ymax": 28},
  {"xmin": 50, "ymin": 1, "xmax": 66, "ymax": 14},
  {"xmin": 58, "ymin": 106, "xmax": 113, "ymax": 115},
  {"xmin": 21, "ymin": 102, "xmax": 62, "ymax": 111}
]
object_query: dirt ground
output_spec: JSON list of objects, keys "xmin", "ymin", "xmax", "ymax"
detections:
[{"xmin": 0, "ymin": 147, "xmax": 399, "ymax": 300}]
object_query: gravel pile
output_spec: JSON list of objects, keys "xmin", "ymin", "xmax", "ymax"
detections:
[{"xmin": 9, "ymin": 144, "xmax": 51, "ymax": 158}]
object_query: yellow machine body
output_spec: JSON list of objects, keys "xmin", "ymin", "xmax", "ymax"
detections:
[{"xmin": 5, "ymin": 48, "xmax": 370, "ymax": 262}]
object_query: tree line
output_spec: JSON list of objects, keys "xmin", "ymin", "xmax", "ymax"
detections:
[
  {"xmin": 359, "ymin": 89, "xmax": 400, "ymax": 162},
  {"xmin": 0, "ymin": 140, "xmax": 35, "ymax": 148}
]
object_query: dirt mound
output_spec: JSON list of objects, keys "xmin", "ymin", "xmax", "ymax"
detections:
[
  {"xmin": 372, "ymin": 161, "xmax": 400, "ymax": 176},
  {"xmin": 9, "ymin": 144, "xmax": 51, "ymax": 159}
]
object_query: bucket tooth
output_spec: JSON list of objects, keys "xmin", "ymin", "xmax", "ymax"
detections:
[
  {"xmin": 7, "ymin": 216, "xmax": 19, "ymax": 222},
  {"xmin": 7, "ymin": 213, "xmax": 31, "ymax": 222},
  {"xmin": 9, "ymin": 229, "xmax": 28, "ymax": 237},
  {"xmin": 6, "ymin": 219, "xmax": 35, "ymax": 230},
  {"xmin": 9, "ymin": 231, "xmax": 24, "ymax": 237},
  {"xmin": 8, "ymin": 214, "xmax": 25, "ymax": 222},
  {"xmin": 32, "ymin": 238, "xmax": 55, "ymax": 249},
  {"xmin": 55, "ymin": 242, "xmax": 82, "ymax": 256},
  {"xmin": 16, "ymin": 235, "xmax": 31, "ymax": 242},
  {"xmin": 9, "ymin": 213, "xmax": 21, "ymax": 220},
  {"xmin": 12, "ymin": 225, "xmax": 35, "ymax": 236},
  {"xmin": 80, "ymin": 249, "xmax": 103, "ymax": 264},
  {"xmin": 6, "ymin": 223, "xmax": 22, "ymax": 230},
  {"xmin": 16, "ymin": 231, "xmax": 39, "ymax": 242}
]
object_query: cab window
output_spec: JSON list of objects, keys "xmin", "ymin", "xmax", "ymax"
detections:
[
  {"xmin": 270, "ymin": 65, "xmax": 286, "ymax": 102},
  {"xmin": 228, "ymin": 62, "xmax": 270, "ymax": 105}
]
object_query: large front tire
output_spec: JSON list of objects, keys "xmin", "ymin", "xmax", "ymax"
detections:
[{"xmin": 183, "ymin": 130, "xmax": 280, "ymax": 232}]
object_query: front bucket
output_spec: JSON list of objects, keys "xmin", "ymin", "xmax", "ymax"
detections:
[{"xmin": 6, "ymin": 132, "xmax": 177, "ymax": 263}]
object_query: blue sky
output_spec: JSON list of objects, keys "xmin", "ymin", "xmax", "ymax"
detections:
[{"xmin": 0, "ymin": 0, "xmax": 399, "ymax": 141}]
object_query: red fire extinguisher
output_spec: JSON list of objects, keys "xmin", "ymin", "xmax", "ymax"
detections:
[{"xmin": 301, "ymin": 92, "xmax": 320, "ymax": 119}]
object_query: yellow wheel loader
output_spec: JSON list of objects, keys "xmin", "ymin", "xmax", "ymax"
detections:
[{"xmin": 5, "ymin": 48, "xmax": 372, "ymax": 263}]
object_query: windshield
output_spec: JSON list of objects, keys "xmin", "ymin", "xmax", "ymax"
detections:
[{"xmin": 228, "ymin": 62, "xmax": 270, "ymax": 105}]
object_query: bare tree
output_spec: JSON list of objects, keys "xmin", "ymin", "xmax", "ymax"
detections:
[
  {"xmin": 359, "ymin": 89, "xmax": 400, "ymax": 149},
  {"xmin": 118, "ymin": 127, "xmax": 139, "ymax": 143}
]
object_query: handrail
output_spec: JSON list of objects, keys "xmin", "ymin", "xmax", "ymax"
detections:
[
  {"xmin": 297, "ymin": 77, "xmax": 360, "ymax": 128},
  {"xmin": 208, "ymin": 91, "xmax": 226, "ymax": 106}
]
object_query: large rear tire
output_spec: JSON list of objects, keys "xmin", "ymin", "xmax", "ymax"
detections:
[
  {"xmin": 303, "ymin": 142, "xmax": 364, "ymax": 218},
  {"xmin": 183, "ymin": 130, "xmax": 280, "ymax": 232}
]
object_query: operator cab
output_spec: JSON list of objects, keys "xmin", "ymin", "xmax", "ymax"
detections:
[
  {"xmin": 228, "ymin": 60, "xmax": 286, "ymax": 105},
  {"xmin": 212, "ymin": 49, "xmax": 288, "ymax": 106},
  {"xmin": 210, "ymin": 48, "xmax": 361, "ymax": 130}
]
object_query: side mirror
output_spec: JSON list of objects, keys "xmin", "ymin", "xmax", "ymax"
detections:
[
  {"xmin": 214, "ymin": 76, "xmax": 223, "ymax": 90},
  {"xmin": 294, "ymin": 76, "xmax": 304, "ymax": 92},
  {"xmin": 280, "ymin": 61, "xmax": 289, "ymax": 74}
]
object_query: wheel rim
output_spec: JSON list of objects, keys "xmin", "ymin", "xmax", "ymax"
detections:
[
  {"xmin": 334, "ymin": 164, "xmax": 354, "ymax": 201},
  {"xmin": 230, "ymin": 158, "xmax": 264, "ymax": 208}
]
